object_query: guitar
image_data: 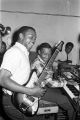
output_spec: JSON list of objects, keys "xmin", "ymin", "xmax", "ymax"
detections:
[{"xmin": 11, "ymin": 41, "xmax": 64, "ymax": 116}]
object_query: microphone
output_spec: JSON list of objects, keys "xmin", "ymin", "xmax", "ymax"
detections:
[{"xmin": 0, "ymin": 24, "xmax": 5, "ymax": 32}]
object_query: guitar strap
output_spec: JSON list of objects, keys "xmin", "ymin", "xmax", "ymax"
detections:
[{"xmin": 23, "ymin": 69, "xmax": 37, "ymax": 86}]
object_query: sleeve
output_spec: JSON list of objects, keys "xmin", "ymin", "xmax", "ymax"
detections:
[
  {"xmin": 47, "ymin": 79, "xmax": 64, "ymax": 87},
  {"xmin": 31, "ymin": 60, "xmax": 43, "ymax": 76},
  {"xmin": 1, "ymin": 49, "xmax": 20, "ymax": 75},
  {"xmin": 31, "ymin": 59, "xmax": 40, "ymax": 71},
  {"xmin": 31, "ymin": 61, "xmax": 37, "ymax": 70}
]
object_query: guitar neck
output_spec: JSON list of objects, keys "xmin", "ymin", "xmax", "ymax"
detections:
[
  {"xmin": 46, "ymin": 49, "xmax": 59, "ymax": 68},
  {"xmin": 38, "ymin": 48, "xmax": 59, "ymax": 83}
]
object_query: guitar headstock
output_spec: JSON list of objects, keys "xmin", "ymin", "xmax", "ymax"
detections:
[{"xmin": 55, "ymin": 41, "xmax": 64, "ymax": 52}]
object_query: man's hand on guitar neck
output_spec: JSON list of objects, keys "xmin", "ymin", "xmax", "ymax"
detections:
[{"xmin": 30, "ymin": 85, "xmax": 46, "ymax": 98}]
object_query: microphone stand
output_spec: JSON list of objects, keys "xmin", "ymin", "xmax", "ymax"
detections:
[{"xmin": 67, "ymin": 53, "xmax": 68, "ymax": 62}]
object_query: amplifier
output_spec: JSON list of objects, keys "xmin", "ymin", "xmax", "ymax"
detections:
[{"xmin": 37, "ymin": 100, "xmax": 58, "ymax": 115}]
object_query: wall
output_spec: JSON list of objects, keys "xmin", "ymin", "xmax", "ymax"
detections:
[{"xmin": 0, "ymin": 0, "xmax": 80, "ymax": 64}]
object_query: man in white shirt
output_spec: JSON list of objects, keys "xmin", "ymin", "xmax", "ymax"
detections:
[{"xmin": 0, "ymin": 26, "xmax": 46, "ymax": 120}]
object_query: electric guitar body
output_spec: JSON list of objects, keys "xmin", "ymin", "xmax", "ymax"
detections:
[{"xmin": 12, "ymin": 71, "xmax": 39, "ymax": 116}]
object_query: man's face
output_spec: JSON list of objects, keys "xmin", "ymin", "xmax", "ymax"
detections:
[
  {"xmin": 23, "ymin": 29, "xmax": 36, "ymax": 51},
  {"xmin": 39, "ymin": 48, "xmax": 52, "ymax": 63}
]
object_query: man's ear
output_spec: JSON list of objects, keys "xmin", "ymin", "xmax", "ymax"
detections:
[
  {"xmin": 38, "ymin": 50, "xmax": 40, "ymax": 55},
  {"xmin": 19, "ymin": 33, "xmax": 24, "ymax": 40}
]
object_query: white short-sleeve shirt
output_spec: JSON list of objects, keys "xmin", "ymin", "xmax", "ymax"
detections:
[{"xmin": 1, "ymin": 42, "xmax": 30, "ymax": 94}]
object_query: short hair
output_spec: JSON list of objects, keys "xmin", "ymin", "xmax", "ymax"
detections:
[
  {"xmin": 65, "ymin": 42, "xmax": 74, "ymax": 48},
  {"xmin": 11, "ymin": 26, "xmax": 36, "ymax": 46},
  {"xmin": 36, "ymin": 42, "xmax": 52, "ymax": 53},
  {"xmin": 18, "ymin": 26, "xmax": 36, "ymax": 36}
]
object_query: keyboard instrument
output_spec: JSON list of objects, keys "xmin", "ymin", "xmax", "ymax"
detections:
[
  {"xmin": 59, "ymin": 67, "xmax": 80, "ymax": 100},
  {"xmin": 60, "ymin": 69, "xmax": 80, "ymax": 109},
  {"xmin": 63, "ymin": 82, "xmax": 79, "ymax": 99},
  {"xmin": 62, "ymin": 80, "xmax": 80, "ymax": 110},
  {"xmin": 57, "ymin": 62, "xmax": 80, "ymax": 113}
]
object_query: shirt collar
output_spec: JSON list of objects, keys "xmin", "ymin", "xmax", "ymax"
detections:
[{"xmin": 15, "ymin": 42, "xmax": 29, "ymax": 55}]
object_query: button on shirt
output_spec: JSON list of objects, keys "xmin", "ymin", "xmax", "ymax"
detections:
[{"xmin": 1, "ymin": 42, "xmax": 30, "ymax": 95}]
